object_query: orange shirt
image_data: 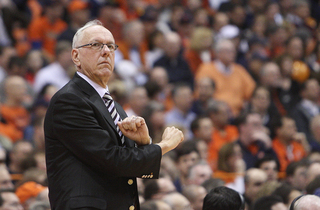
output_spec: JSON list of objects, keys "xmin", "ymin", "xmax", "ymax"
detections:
[
  {"xmin": 28, "ymin": 16, "xmax": 67, "ymax": 57},
  {"xmin": 207, "ymin": 125, "xmax": 239, "ymax": 170},
  {"xmin": 0, "ymin": 123, "xmax": 22, "ymax": 143},
  {"xmin": 272, "ymin": 138, "xmax": 306, "ymax": 172},
  {"xmin": 196, "ymin": 61, "xmax": 256, "ymax": 116},
  {"xmin": 213, "ymin": 170, "xmax": 240, "ymax": 184},
  {"xmin": 0, "ymin": 105, "xmax": 30, "ymax": 142}
]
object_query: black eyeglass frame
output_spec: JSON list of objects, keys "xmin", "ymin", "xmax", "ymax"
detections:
[{"xmin": 76, "ymin": 42, "xmax": 119, "ymax": 51}]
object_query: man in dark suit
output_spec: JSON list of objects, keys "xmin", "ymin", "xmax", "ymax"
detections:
[{"xmin": 44, "ymin": 20, "xmax": 184, "ymax": 210}]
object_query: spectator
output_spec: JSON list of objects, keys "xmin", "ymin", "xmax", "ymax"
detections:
[
  {"xmin": 0, "ymin": 76, "xmax": 31, "ymax": 142},
  {"xmin": 141, "ymin": 101, "xmax": 166, "ymax": 143},
  {"xmin": 291, "ymin": 78, "xmax": 320, "ymax": 143},
  {"xmin": 285, "ymin": 160, "xmax": 308, "ymax": 192},
  {"xmin": 124, "ymin": 86, "xmax": 150, "ymax": 117},
  {"xmin": 184, "ymin": 27, "xmax": 214, "ymax": 74},
  {"xmin": 173, "ymin": 141, "xmax": 200, "ymax": 193},
  {"xmin": 215, "ymin": 142, "xmax": 245, "ymax": 188},
  {"xmin": 154, "ymin": 32, "xmax": 194, "ymax": 87},
  {"xmin": 272, "ymin": 116, "xmax": 309, "ymax": 172},
  {"xmin": 244, "ymin": 168, "xmax": 268, "ymax": 207},
  {"xmin": 272, "ymin": 183, "xmax": 302, "ymax": 208},
  {"xmin": 8, "ymin": 141, "xmax": 33, "ymax": 174},
  {"xmin": 191, "ymin": 77, "xmax": 216, "ymax": 115},
  {"xmin": 0, "ymin": 189, "xmax": 23, "ymax": 210},
  {"xmin": 203, "ymin": 186, "xmax": 244, "ymax": 210},
  {"xmin": 242, "ymin": 86, "xmax": 281, "ymax": 138},
  {"xmin": 27, "ymin": 0, "xmax": 67, "ymax": 59},
  {"xmin": 165, "ymin": 83, "xmax": 196, "ymax": 140},
  {"xmin": 115, "ymin": 20, "xmax": 148, "ymax": 74},
  {"xmin": 207, "ymin": 100, "xmax": 239, "ymax": 170},
  {"xmin": 190, "ymin": 116, "xmax": 214, "ymax": 144},
  {"xmin": 236, "ymin": 112, "xmax": 277, "ymax": 169},
  {"xmin": 196, "ymin": 39, "xmax": 256, "ymax": 116},
  {"xmin": 182, "ymin": 185, "xmax": 207, "ymax": 210},
  {"xmin": 33, "ymin": 41, "xmax": 73, "ymax": 94}
]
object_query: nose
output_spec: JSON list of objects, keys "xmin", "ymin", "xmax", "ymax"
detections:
[{"xmin": 101, "ymin": 44, "xmax": 112, "ymax": 55}]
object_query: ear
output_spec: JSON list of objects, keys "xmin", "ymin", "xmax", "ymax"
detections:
[{"xmin": 71, "ymin": 49, "xmax": 80, "ymax": 68}]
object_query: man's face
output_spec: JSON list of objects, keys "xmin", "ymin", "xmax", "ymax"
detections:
[
  {"xmin": 174, "ymin": 87, "xmax": 193, "ymax": 113},
  {"xmin": 0, "ymin": 192, "xmax": 23, "ymax": 210},
  {"xmin": 177, "ymin": 151, "xmax": 200, "ymax": 176},
  {"xmin": 190, "ymin": 165, "xmax": 212, "ymax": 185},
  {"xmin": 245, "ymin": 171, "xmax": 267, "ymax": 201},
  {"xmin": 260, "ymin": 161, "xmax": 278, "ymax": 181},
  {"xmin": 291, "ymin": 166, "xmax": 307, "ymax": 191},
  {"xmin": 72, "ymin": 25, "xmax": 115, "ymax": 87},
  {"xmin": 197, "ymin": 118, "xmax": 213, "ymax": 142},
  {"xmin": 0, "ymin": 169, "xmax": 14, "ymax": 190},
  {"xmin": 278, "ymin": 118, "xmax": 297, "ymax": 141}
]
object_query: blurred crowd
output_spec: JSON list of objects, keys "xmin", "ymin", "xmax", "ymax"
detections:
[{"xmin": 1, "ymin": 0, "xmax": 320, "ymax": 209}]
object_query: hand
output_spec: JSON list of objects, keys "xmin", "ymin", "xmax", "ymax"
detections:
[
  {"xmin": 157, "ymin": 126, "xmax": 184, "ymax": 155},
  {"xmin": 118, "ymin": 116, "xmax": 150, "ymax": 145},
  {"xmin": 252, "ymin": 130, "xmax": 272, "ymax": 149}
]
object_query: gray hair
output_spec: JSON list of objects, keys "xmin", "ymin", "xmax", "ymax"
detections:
[{"xmin": 72, "ymin": 19, "xmax": 103, "ymax": 49}]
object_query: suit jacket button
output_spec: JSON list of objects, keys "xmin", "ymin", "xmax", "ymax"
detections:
[
  {"xmin": 129, "ymin": 205, "xmax": 135, "ymax": 210},
  {"xmin": 128, "ymin": 179, "xmax": 133, "ymax": 185}
]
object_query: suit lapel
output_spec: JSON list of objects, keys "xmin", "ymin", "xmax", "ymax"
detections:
[{"xmin": 72, "ymin": 73, "xmax": 122, "ymax": 145}]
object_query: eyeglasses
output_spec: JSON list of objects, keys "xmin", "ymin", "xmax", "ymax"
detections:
[{"xmin": 76, "ymin": 42, "xmax": 118, "ymax": 52}]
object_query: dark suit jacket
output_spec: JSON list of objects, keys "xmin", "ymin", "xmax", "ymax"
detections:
[{"xmin": 44, "ymin": 73, "xmax": 162, "ymax": 210}]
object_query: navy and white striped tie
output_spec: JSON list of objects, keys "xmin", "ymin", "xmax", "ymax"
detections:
[{"xmin": 103, "ymin": 92, "xmax": 125, "ymax": 145}]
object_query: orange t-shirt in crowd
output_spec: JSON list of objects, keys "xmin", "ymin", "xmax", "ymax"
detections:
[
  {"xmin": 207, "ymin": 125, "xmax": 239, "ymax": 170},
  {"xmin": 196, "ymin": 61, "xmax": 256, "ymax": 116},
  {"xmin": 0, "ymin": 123, "xmax": 22, "ymax": 143},
  {"xmin": 0, "ymin": 105, "xmax": 30, "ymax": 142},
  {"xmin": 184, "ymin": 49, "xmax": 215, "ymax": 75},
  {"xmin": 28, "ymin": 16, "xmax": 67, "ymax": 57},
  {"xmin": 272, "ymin": 138, "xmax": 306, "ymax": 172}
]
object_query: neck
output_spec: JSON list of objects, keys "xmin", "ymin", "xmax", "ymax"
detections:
[{"xmin": 278, "ymin": 136, "xmax": 291, "ymax": 146}]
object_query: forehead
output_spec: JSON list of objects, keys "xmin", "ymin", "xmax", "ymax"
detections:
[{"xmin": 80, "ymin": 25, "xmax": 114, "ymax": 43}]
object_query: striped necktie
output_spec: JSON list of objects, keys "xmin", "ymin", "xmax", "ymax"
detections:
[{"xmin": 103, "ymin": 92, "xmax": 125, "ymax": 145}]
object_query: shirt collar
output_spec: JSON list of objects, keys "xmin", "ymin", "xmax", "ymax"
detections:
[{"xmin": 77, "ymin": 71, "xmax": 108, "ymax": 98}]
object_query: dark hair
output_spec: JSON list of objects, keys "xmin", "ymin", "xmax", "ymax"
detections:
[
  {"xmin": 8, "ymin": 56, "xmax": 25, "ymax": 70},
  {"xmin": 190, "ymin": 116, "xmax": 208, "ymax": 133},
  {"xmin": 306, "ymin": 175, "xmax": 320, "ymax": 194},
  {"xmin": 203, "ymin": 186, "xmax": 244, "ymax": 210},
  {"xmin": 171, "ymin": 82, "xmax": 192, "ymax": 98},
  {"xmin": 272, "ymin": 183, "xmax": 296, "ymax": 204},
  {"xmin": 143, "ymin": 180, "xmax": 160, "ymax": 201},
  {"xmin": 286, "ymin": 159, "xmax": 309, "ymax": 177},
  {"xmin": 252, "ymin": 195, "xmax": 284, "ymax": 210},
  {"xmin": 175, "ymin": 140, "xmax": 199, "ymax": 161},
  {"xmin": 254, "ymin": 155, "xmax": 280, "ymax": 171}
]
